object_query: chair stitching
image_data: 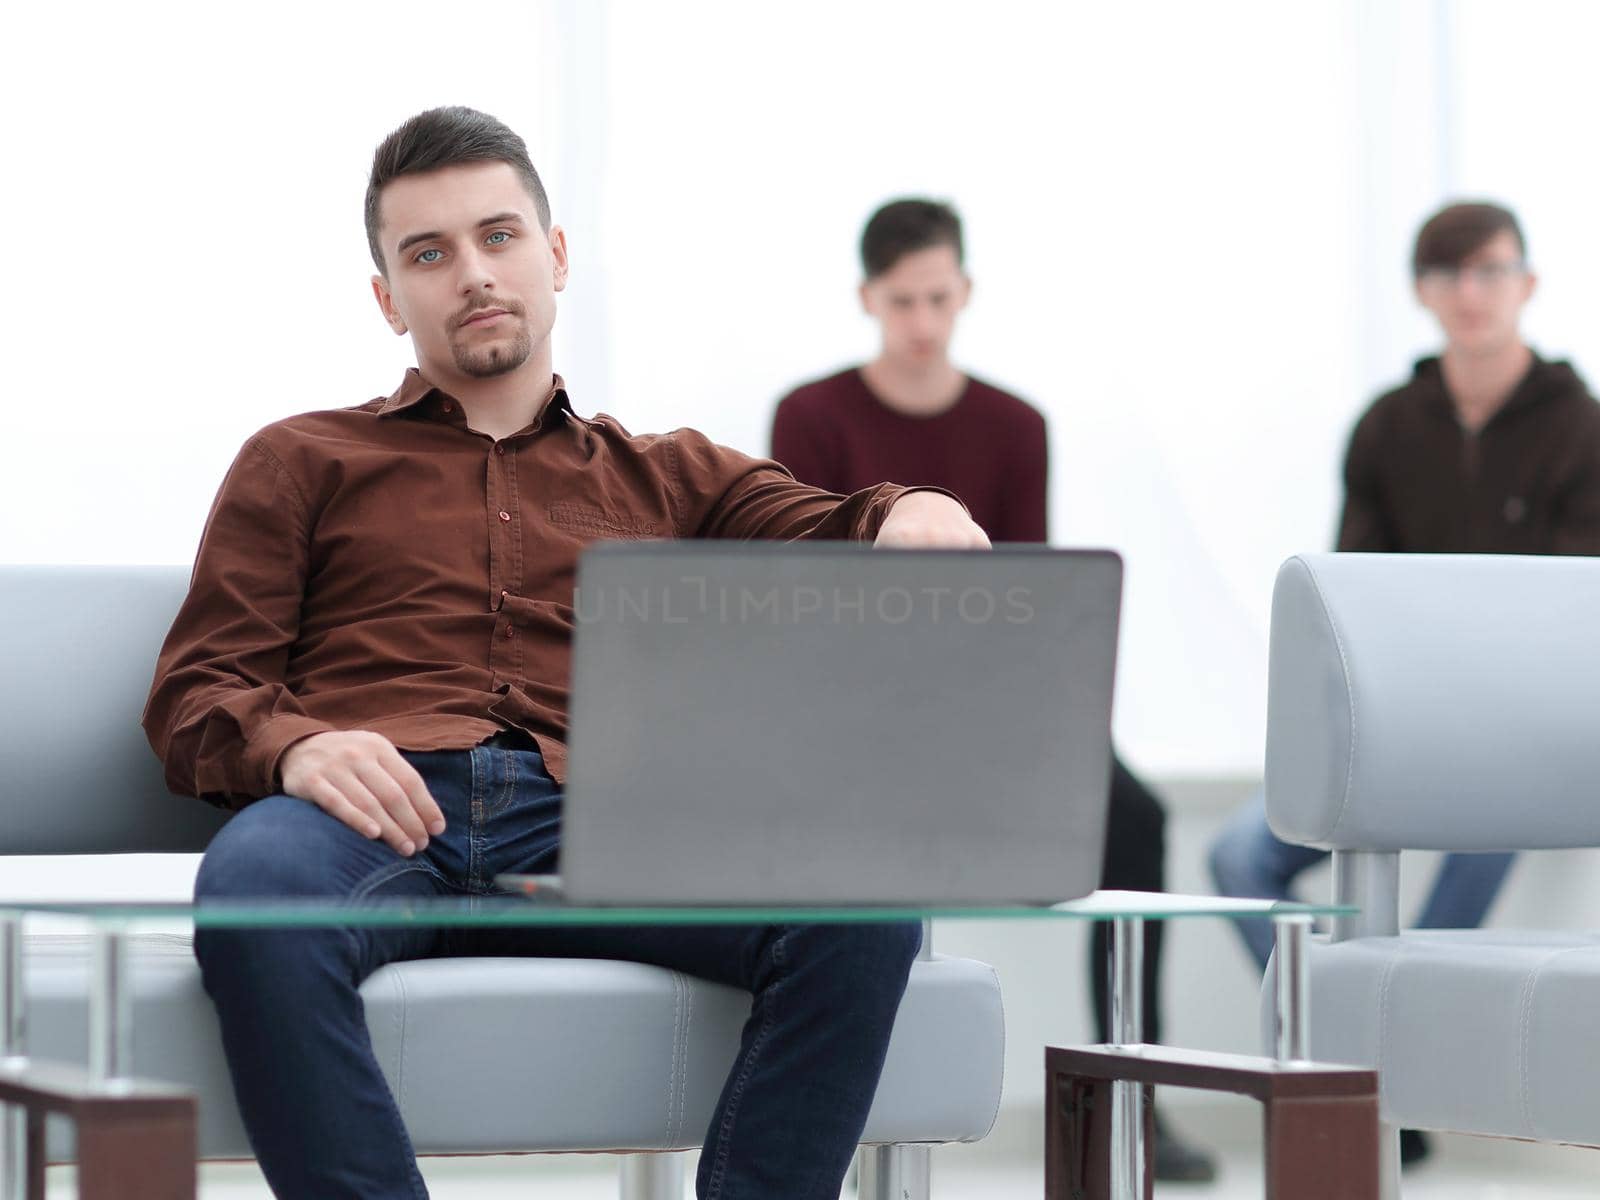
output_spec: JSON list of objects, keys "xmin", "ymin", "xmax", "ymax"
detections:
[
  {"xmin": 976, "ymin": 959, "xmax": 1006, "ymax": 1141},
  {"xmin": 667, "ymin": 969, "xmax": 684, "ymax": 1147},
  {"xmin": 1518, "ymin": 945, "xmax": 1590, "ymax": 1139},
  {"xmin": 677, "ymin": 972, "xmax": 694, "ymax": 1147},
  {"xmin": 677, "ymin": 969, "xmax": 688, "ymax": 1147},
  {"xmin": 1517, "ymin": 958, "xmax": 1538, "ymax": 1136},
  {"xmin": 1375, "ymin": 941, "xmax": 1405, "ymax": 1115},
  {"xmin": 391, "ymin": 965, "xmax": 410, "ymax": 1114}
]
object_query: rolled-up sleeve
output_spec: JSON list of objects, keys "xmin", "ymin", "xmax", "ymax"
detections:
[{"xmin": 141, "ymin": 438, "xmax": 335, "ymax": 806}]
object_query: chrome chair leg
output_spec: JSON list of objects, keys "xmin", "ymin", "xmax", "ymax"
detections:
[
  {"xmin": 858, "ymin": 1143, "xmax": 930, "ymax": 1200},
  {"xmin": 619, "ymin": 1150, "xmax": 685, "ymax": 1200}
]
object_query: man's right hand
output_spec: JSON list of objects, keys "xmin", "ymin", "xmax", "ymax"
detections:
[{"xmin": 279, "ymin": 731, "xmax": 445, "ymax": 857}]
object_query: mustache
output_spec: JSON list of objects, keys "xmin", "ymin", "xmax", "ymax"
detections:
[{"xmin": 452, "ymin": 300, "xmax": 524, "ymax": 330}]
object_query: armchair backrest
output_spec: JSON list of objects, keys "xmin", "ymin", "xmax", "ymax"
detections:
[
  {"xmin": 0, "ymin": 565, "xmax": 229, "ymax": 855},
  {"xmin": 1265, "ymin": 553, "xmax": 1600, "ymax": 852}
]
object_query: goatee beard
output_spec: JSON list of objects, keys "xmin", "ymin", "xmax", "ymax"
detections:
[{"xmin": 453, "ymin": 327, "xmax": 535, "ymax": 379}]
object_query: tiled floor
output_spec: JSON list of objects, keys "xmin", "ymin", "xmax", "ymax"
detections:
[{"xmin": 40, "ymin": 1112, "xmax": 1600, "ymax": 1197}]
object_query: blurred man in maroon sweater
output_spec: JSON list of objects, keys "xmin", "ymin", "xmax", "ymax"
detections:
[{"xmin": 771, "ymin": 199, "xmax": 1217, "ymax": 1183}]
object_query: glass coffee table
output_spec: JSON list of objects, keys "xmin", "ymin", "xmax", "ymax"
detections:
[{"xmin": 0, "ymin": 891, "xmax": 1359, "ymax": 1200}]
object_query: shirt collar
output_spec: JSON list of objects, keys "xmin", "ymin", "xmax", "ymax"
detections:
[{"xmin": 376, "ymin": 368, "xmax": 574, "ymax": 429}]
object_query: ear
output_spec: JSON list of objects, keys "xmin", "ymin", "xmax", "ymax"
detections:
[
  {"xmin": 958, "ymin": 272, "xmax": 973, "ymax": 311},
  {"xmin": 858, "ymin": 281, "xmax": 874, "ymax": 317},
  {"xmin": 548, "ymin": 225, "xmax": 570, "ymax": 293},
  {"xmin": 371, "ymin": 274, "xmax": 408, "ymax": 336},
  {"xmin": 1521, "ymin": 270, "xmax": 1539, "ymax": 305}
]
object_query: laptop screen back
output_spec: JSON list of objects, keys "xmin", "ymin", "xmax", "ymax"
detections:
[{"xmin": 561, "ymin": 544, "xmax": 1121, "ymax": 905}]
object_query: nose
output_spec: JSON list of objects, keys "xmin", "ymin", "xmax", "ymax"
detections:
[{"xmin": 456, "ymin": 245, "xmax": 495, "ymax": 294}]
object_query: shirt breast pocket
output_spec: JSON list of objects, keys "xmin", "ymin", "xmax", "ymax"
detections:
[{"xmin": 545, "ymin": 502, "xmax": 662, "ymax": 541}]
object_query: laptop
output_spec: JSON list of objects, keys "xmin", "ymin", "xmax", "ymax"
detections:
[{"xmin": 497, "ymin": 543, "xmax": 1121, "ymax": 906}]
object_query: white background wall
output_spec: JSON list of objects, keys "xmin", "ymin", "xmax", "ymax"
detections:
[
  {"xmin": 5, "ymin": 0, "xmax": 1598, "ymax": 774},
  {"xmin": 6, "ymin": 0, "xmax": 1600, "ymax": 1127}
]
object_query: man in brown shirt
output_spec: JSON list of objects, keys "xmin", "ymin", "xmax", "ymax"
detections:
[{"xmin": 143, "ymin": 106, "xmax": 987, "ymax": 1200}]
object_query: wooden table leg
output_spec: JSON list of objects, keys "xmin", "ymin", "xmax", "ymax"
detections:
[
  {"xmin": 1047, "ymin": 1045, "xmax": 1377, "ymax": 1200},
  {"xmin": 1045, "ymin": 1070, "xmax": 1153, "ymax": 1200},
  {"xmin": 25, "ymin": 1108, "xmax": 46, "ymax": 1200},
  {"xmin": 76, "ymin": 1109, "xmax": 196, "ymax": 1200},
  {"xmin": 1264, "ymin": 1091, "xmax": 1379, "ymax": 1200},
  {"xmin": 2, "ymin": 1062, "xmax": 197, "ymax": 1200},
  {"xmin": 1046, "ymin": 1070, "xmax": 1109, "ymax": 1200}
]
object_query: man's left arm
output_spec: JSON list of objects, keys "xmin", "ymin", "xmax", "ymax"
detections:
[{"xmin": 672, "ymin": 430, "xmax": 989, "ymax": 548}]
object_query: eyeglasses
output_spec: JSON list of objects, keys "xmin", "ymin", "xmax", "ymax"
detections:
[{"xmin": 1417, "ymin": 261, "xmax": 1528, "ymax": 290}]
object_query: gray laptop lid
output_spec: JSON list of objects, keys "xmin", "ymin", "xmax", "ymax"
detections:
[{"xmin": 560, "ymin": 544, "xmax": 1121, "ymax": 905}]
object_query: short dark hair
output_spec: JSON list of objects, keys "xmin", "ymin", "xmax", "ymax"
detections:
[
  {"xmin": 860, "ymin": 199, "xmax": 964, "ymax": 279},
  {"xmin": 365, "ymin": 106, "xmax": 552, "ymax": 274},
  {"xmin": 1412, "ymin": 202, "xmax": 1526, "ymax": 277}
]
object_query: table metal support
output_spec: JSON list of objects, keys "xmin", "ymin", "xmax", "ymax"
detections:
[
  {"xmin": 1108, "ymin": 915, "xmax": 1145, "ymax": 1199},
  {"xmin": 89, "ymin": 927, "xmax": 132, "ymax": 1089},
  {"xmin": 1, "ymin": 914, "xmax": 25, "ymax": 1200},
  {"xmin": 1271, "ymin": 914, "xmax": 1312, "ymax": 1062}
]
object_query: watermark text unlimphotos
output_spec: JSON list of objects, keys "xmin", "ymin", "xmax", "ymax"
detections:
[{"xmin": 574, "ymin": 576, "xmax": 1035, "ymax": 626}]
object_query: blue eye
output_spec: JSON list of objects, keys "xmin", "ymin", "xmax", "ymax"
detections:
[
  {"xmin": 415, "ymin": 248, "xmax": 443, "ymax": 264},
  {"xmin": 486, "ymin": 230, "xmax": 511, "ymax": 245}
]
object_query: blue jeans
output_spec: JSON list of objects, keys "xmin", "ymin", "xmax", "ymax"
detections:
[
  {"xmin": 193, "ymin": 742, "xmax": 921, "ymax": 1200},
  {"xmin": 1207, "ymin": 791, "xmax": 1516, "ymax": 970}
]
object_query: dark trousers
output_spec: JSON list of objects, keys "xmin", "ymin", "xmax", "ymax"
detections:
[
  {"xmin": 1091, "ymin": 754, "xmax": 1167, "ymax": 1044},
  {"xmin": 192, "ymin": 743, "xmax": 920, "ymax": 1200}
]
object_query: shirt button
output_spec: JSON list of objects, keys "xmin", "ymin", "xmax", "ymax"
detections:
[
  {"xmin": 498, "ymin": 510, "xmax": 511, "ymax": 522},
  {"xmin": 505, "ymin": 626, "xmax": 516, "ymax": 638},
  {"xmin": 496, "ymin": 444, "xmax": 506, "ymax": 455},
  {"xmin": 442, "ymin": 401, "xmax": 454, "ymax": 413},
  {"xmin": 500, "ymin": 589, "xmax": 509, "ymax": 600}
]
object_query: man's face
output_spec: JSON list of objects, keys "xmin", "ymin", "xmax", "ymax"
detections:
[
  {"xmin": 859, "ymin": 244, "xmax": 971, "ymax": 368},
  {"xmin": 371, "ymin": 161, "xmax": 568, "ymax": 385},
  {"xmin": 1414, "ymin": 229, "xmax": 1535, "ymax": 358}
]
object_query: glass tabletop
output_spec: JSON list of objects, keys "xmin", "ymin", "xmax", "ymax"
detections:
[{"xmin": 0, "ymin": 890, "xmax": 1354, "ymax": 929}]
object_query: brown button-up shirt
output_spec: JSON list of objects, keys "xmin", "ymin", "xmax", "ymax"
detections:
[{"xmin": 143, "ymin": 370, "xmax": 935, "ymax": 807}]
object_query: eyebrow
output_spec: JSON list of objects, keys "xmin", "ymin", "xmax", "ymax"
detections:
[{"xmin": 396, "ymin": 212, "xmax": 529, "ymax": 257}]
